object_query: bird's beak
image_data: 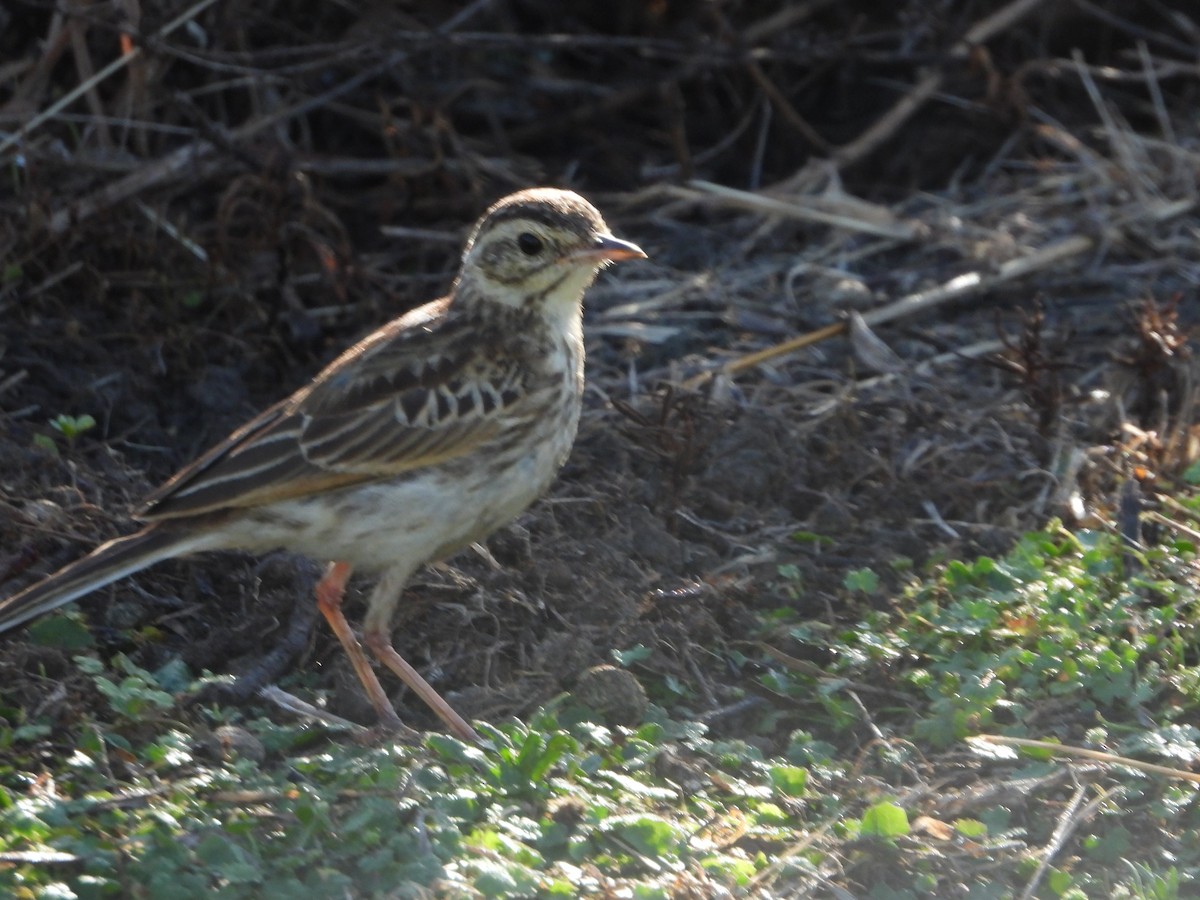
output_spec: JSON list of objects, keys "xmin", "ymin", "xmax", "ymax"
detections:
[{"xmin": 571, "ymin": 234, "xmax": 647, "ymax": 264}]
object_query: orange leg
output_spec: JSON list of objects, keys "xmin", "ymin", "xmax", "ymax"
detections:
[
  {"xmin": 315, "ymin": 561, "xmax": 480, "ymax": 743},
  {"xmin": 314, "ymin": 561, "xmax": 405, "ymax": 732},
  {"xmin": 363, "ymin": 630, "xmax": 480, "ymax": 744}
]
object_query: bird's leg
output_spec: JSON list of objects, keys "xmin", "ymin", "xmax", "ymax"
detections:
[
  {"xmin": 361, "ymin": 567, "xmax": 481, "ymax": 743},
  {"xmin": 314, "ymin": 561, "xmax": 406, "ymax": 732},
  {"xmin": 363, "ymin": 630, "xmax": 481, "ymax": 743}
]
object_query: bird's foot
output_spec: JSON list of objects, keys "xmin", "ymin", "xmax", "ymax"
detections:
[{"xmin": 356, "ymin": 710, "xmax": 424, "ymax": 746}]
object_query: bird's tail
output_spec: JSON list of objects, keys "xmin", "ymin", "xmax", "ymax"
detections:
[{"xmin": 0, "ymin": 526, "xmax": 203, "ymax": 633}]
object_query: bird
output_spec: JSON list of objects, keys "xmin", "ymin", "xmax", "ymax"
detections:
[{"xmin": 0, "ymin": 187, "xmax": 646, "ymax": 743}]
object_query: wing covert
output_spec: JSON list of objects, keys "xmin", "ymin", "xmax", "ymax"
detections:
[{"xmin": 137, "ymin": 301, "xmax": 536, "ymax": 520}]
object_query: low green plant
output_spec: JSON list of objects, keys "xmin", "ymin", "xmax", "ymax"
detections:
[
  {"xmin": 2, "ymin": 524, "xmax": 1199, "ymax": 896},
  {"xmin": 35, "ymin": 412, "xmax": 97, "ymax": 454}
]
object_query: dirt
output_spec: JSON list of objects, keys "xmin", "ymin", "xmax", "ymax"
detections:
[
  {"xmin": 0, "ymin": 268, "xmax": 1149, "ymax": 743},
  {"xmin": 1, "ymin": 0, "xmax": 1197, "ymax": 750}
]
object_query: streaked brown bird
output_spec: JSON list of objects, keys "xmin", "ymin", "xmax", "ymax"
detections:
[{"xmin": 0, "ymin": 188, "xmax": 646, "ymax": 742}]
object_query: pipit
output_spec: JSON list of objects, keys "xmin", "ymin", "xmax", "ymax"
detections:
[{"xmin": 0, "ymin": 188, "xmax": 645, "ymax": 742}]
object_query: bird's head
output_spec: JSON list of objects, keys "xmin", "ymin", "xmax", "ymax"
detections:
[{"xmin": 458, "ymin": 188, "xmax": 645, "ymax": 324}]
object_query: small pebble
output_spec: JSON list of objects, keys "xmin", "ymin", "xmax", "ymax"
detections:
[
  {"xmin": 573, "ymin": 664, "xmax": 648, "ymax": 726},
  {"xmin": 201, "ymin": 724, "xmax": 266, "ymax": 764}
]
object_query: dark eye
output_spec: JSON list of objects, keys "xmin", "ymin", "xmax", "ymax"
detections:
[{"xmin": 517, "ymin": 232, "xmax": 543, "ymax": 256}]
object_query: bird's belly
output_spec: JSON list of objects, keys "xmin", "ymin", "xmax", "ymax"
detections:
[{"xmin": 223, "ymin": 415, "xmax": 577, "ymax": 573}]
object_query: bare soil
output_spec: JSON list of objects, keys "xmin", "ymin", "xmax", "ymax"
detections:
[{"xmin": 1, "ymin": 0, "xmax": 1198, "ymax": 749}]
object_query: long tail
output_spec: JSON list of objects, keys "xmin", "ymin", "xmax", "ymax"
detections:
[{"xmin": 0, "ymin": 526, "xmax": 203, "ymax": 633}]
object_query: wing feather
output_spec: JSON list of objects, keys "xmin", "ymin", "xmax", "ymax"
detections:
[{"xmin": 137, "ymin": 298, "xmax": 542, "ymax": 521}]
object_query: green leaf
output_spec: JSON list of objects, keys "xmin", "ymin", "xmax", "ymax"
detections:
[
  {"xmin": 49, "ymin": 413, "xmax": 96, "ymax": 441},
  {"xmin": 954, "ymin": 818, "xmax": 988, "ymax": 839},
  {"xmin": 153, "ymin": 658, "xmax": 193, "ymax": 693},
  {"xmin": 470, "ymin": 858, "xmax": 539, "ymax": 897},
  {"xmin": 27, "ymin": 614, "xmax": 95, "ymax": 650},
  {"xmin": 790, "ymin": 530, "xmax": 833, "ymax": 545},
  {"xmin": 426, "ymin": 733, "xmax": 488, "ymax": 765},
  {"xmin": 527, "ymin": 733, "xmax": 573, "ymax": 781},
  {"xmin": 32, "ymin": 433, "xmax": 59, "ymax": 455},
  {"xmin": 777, "ymin": 563, "xmax": 802, "ymax": 581},
  {"xmin": 860, "ymin": 801, "xmax": 909, "ymax": 839},
  {"xmin": 194, "ymin": 835, "xmax": 262, "ymax": 885},
  {"xmin": 599, "ymin": 814, "xmax": 682, "ymax": 858},
  {"xmin": 700, "ymin": 855, "xmax": 757, "ymax": 886},
  {"xmin": 843, "ymin": 568, "xmax": 880, "ymax": 594},
  {"xmin": 768, "ymin": 765, "xmax": 809, "ymax": 797},
  {"xmin": 1018, "ymin": 740, "xmax": 1059, "ymax": 761},
  {"xmin": 753, "ymin": 802, "xmax": 789, "ymax": 825},
  {"xmin": 1046, "ymin": 868, "xmax": 1073, "ymax": 895}
]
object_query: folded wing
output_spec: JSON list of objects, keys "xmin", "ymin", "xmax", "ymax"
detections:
[{"xmin": 137, "ymin": 301, "xmax": 532, "ymax": 520}]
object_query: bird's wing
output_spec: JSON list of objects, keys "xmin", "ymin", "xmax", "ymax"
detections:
[{"xmin": 137, "ymin": 298, "xmax": 537, "ymax": 520}]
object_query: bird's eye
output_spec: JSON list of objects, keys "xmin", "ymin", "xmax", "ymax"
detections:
[{"xmin": 517, "ymin": 232, "xmax": 543, "ymax": 256}]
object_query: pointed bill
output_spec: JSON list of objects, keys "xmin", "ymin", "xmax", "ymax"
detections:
[{"xmin": 569, "ymin": 233, "xmax": 647, "ymax": 264}]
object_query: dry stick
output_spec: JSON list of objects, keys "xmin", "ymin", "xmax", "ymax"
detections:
[
  {"xmin": 3, "ymin": 11, "xmax": 71, "ymax": 120},
  {"xmin": 1137, "ymin": 40, "xmax": 1177, "ymax": 145},
  {"xmin": 66, "ymin": 13, "xmax": 112, "ymax": 150},
  {"xmin": 855, "ymin": 338, "xmax": 1008, "ymax": 390},
  {"xmin": 45, "ymin": 139, "xmax": 221, "ymax": 235},
  {"xmin": 502, "ymin": 26, "xmax": 755, "ymax": 148},
  {"xmin": 44, "ymin": 53, "xmax": 403, "ymax": 235},
  {"xmin": 830, "ymin": 67, "xmax": 946, "ymax": 171},
  {"xmin": 1072, "ymin": 0, "xmax": 1198, "ymax": 57},
  {"xmin": 673, "ymin": 181, "xmax": 917, "ymax": 240},
  {"xmin": 758, "ymin": 642, "xmax": 909, "ymax": 699},
  {"xmin": 1019, "ymin": 782, "xmax": 1095, "ymax": 900},
  {"xmin": 0, "ymin": 0, "xmax": 222, "ymax": 158},
  {"xmin": 502, "ymin": 11, "xmax": 828, "ymax": 167},
  {"xmin": 973, "ymin": 734, "xmax": 1200, "ymax": 786},
  {"xmin": 1073, "ymin": 49, "xmax": 1153, "ymax": 202},
  {"xmin": 780, "ymin": 0, "xmax": 1046, "ymax": 177},
  {"xmin": 1147, "ymin": 509, "xmax": 1200, "ymax": 545},
  {"xmin": 746, "ymin": 62, "xmax": 829, "ymax": 152},
  {"xmin": 15, "ymin": 7, "xmax": 416, "ymax": 228},
  {"xmin": 681, "ymin": 196, "xmax": 1195, "ymax": 389},
  {"xmin": 436, "ymin": 0, "xmax": 498, "ymax": 33},
  {"xmin": 742, "ymin": 0, "xmax": 838, "ymax": 44},
  {"xmin": 681, "ymin": 323, "xmax": 843, "ymax": 391},
  {"xmin": 741, "ymin": 811, "xmax": 840, "ymax": 895},
  {"xmin": 706, "ymin": 3, "xmax": 830, "ymax": 155},
  {"xmin": 256, "ymin": 685, "xmax": 368, "ymax": 734}
]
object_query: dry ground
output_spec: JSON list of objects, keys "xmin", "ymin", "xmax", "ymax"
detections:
[{"xmin": 1, "ymin": 0, "xmax": 1198, "ymax": 752}]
